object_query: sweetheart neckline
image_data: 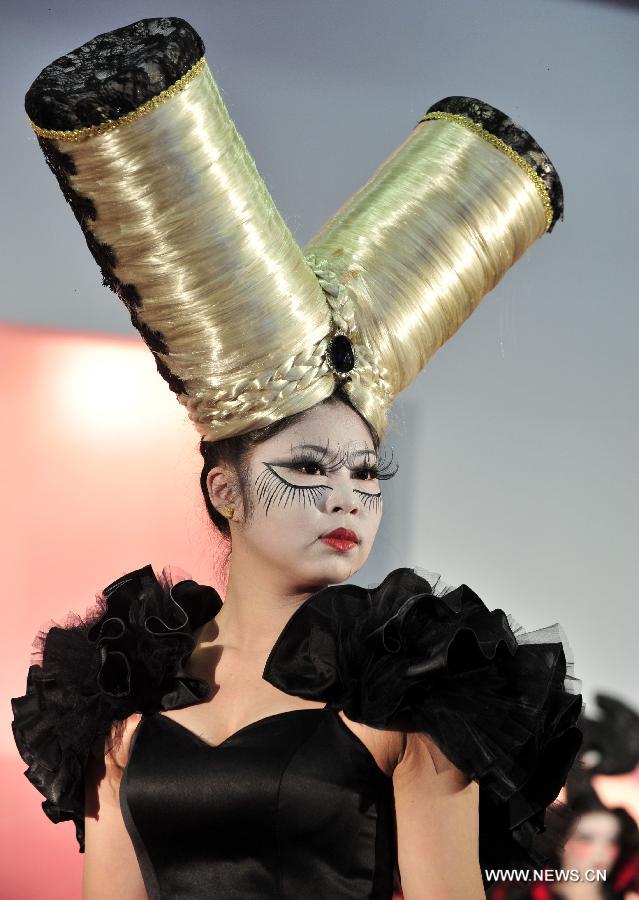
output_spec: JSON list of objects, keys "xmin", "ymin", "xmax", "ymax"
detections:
[
  {"xmin": 142, "ymin": 706, "xmax": 392, "ymax": 779},
  {"xmin": 153, "ymin": 704, "xmax": 331, "ymax": 751}
]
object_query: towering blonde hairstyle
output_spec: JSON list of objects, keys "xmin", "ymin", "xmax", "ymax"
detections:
[{"xmin": 28, "ymin": 17, "xmax": 560, "ymax": 444}]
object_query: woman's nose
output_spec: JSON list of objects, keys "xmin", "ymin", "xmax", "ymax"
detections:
[{"xmin": 325, "ymin": 477, "xmax": 360, "ymax": 513}]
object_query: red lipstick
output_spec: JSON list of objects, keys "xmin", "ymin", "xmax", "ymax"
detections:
[{"xmin": 320, "ymin": 528, "xmax": 360, "ymax": 552}]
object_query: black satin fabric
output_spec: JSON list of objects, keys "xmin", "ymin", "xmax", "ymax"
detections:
[
  {"xmin": 121, "ymin": 705, "xmax": 396, "ymax": 899},
  {"xmin": 12, "ymin": 563, "xmax": 583, "ymax": 892}
]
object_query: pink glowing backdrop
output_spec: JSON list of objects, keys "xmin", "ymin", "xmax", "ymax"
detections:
[
  {"xmin": 1, "ymin": 323, "xmax": 227, "ymax": 899},
  {"xmin": 3, "ymin": 323, "xmax": 639, "ymax": 899}
]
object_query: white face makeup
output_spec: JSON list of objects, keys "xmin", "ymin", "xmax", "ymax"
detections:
[
  {"xmin": 230, "ymin": 401, "xmax": 397, "ymax": 592},
  {"xmin": 562, "ymin": 811, "xmax": 621, "ymax": 875}
]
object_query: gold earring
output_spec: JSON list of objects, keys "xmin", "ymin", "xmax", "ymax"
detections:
[{"xmin": 224, "ymin": 504, "xmax": 235, "ymax": 520}]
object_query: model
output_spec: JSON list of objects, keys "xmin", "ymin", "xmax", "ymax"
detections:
[{"xmin": 12, "ymin": 16, "xmax": 583, "ymax": 899}]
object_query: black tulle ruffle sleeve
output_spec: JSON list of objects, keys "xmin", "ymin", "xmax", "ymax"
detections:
[
  {"xmin": 262, "ymin": 566, "xmax": 584, "ymax": 881},
  {"xmin": 10, "ymin": 565, "xmax": 221, "ymax": 852}
]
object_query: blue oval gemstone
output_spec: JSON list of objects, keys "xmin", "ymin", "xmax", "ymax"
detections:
[{"xmin": 327, "ymin": 334, "xmax": 355, "ymax": 373}]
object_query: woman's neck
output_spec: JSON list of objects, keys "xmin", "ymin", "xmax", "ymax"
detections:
[{"xmin": 203, "ymin": 542, "xmax": 320, "ymax": 655}]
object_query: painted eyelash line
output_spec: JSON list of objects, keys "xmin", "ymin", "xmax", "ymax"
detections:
[
  {"xmin": 353, "ymin": 490, "xmax": 383, "ymax": 514},
  {"xmin": 254, "ymin": 466, "xmax": 331, "ymax": 516},
  {"xmin": 254, "ymin": 461, "xmax": 390, "ymax": 516}
]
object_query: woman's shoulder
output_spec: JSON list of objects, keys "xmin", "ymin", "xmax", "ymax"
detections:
[
  {"xmin": 105, "ymin": 712, "xmax": 144, "ymax": 772},
  {"xmin": 262, "ymin": 565, "xmax": 585, "ymax": 879},
  {"xmin": 11, "ymin": 563, "xmax": 221, "ymax": 851}
]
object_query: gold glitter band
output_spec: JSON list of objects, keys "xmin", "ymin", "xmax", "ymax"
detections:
[
  {"xmin": 419, "ymin": 110, "xmax": 553, "ymax": 232},
  {"xmin": 29, "ymin": 56, "xmax": 207, "ymax": 142}
]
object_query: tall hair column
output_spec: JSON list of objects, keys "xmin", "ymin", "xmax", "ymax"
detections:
[{"xmin": 27, "ymin": 17, "xmax": 563, "ymax": 445}]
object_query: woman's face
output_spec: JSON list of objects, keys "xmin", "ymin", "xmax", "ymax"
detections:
[
  {"xmin": 561, "ymin": 811, "xmax": 621, "ymax": 876},
  {"xmin": 227, "ymin": 401, "xmax": 397, "ymax": 592}
]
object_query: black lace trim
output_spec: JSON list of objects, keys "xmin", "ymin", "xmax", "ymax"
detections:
[
  {"xmin": 36, "ymin": 136, "xmax": 186, "ymax": 395},
  {"xmin": 25, "ymin": 17, "xmax": 204, "ymax": 132},
  {"xmin": 424, "ymin": 96, "xmax": 563, "ymax": 232}
]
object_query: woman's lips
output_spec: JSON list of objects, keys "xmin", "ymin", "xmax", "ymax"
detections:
[{"xmin": 320, "ymin": 528, "xmax": 359, "ymax": 552}]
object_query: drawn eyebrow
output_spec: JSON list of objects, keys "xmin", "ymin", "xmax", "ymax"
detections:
[
  {"xmin": 289, "ymin": 443, "xmax": 335, "ymax": 454},
  {"xmin": 346, "ymin": 448, "xmax": 377, "ymax": 460},
  {"xmin": 289, "ymin": 443, "xmax": 377, "ymax": 459}
]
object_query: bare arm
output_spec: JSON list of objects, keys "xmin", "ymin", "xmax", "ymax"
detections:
[
  {"xmin": 83, "ymin": 715, "xmax": 147, "ymax": 900},
  {"xmin": 393, "ymin": 731, "xmax": 485, "ymax": 899}
]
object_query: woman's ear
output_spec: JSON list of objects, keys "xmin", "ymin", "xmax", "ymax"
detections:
[{"xmin": 206, "ymin": 465, "xmax": 244, "ymax": 522}]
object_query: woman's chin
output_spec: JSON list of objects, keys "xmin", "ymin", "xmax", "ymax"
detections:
[{"xmin": 313, "ymin": 547, "xmax": 366, "ymax": 581}]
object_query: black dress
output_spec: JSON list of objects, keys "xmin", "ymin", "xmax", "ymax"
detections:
[{"xmin": 11, "ymin": 564, "xmax": 583, "ymax": 898}]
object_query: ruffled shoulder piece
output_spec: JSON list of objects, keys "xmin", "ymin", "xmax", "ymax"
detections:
[
  {"xmin": 263, "ymin": 566, "xmax": 584, "ymax": 877},
  {"xmin": 11, "ymin": 564, "xmax": 221, "ymax": 852}
]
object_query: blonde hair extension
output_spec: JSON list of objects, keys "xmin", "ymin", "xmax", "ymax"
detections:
[
  {"xmin": 306, "ymin": 117, "xmax": 548, "ymax": 437},
  {"xmin": 54, "ymin": 62, "xmax": 336, "ymax": 439}
]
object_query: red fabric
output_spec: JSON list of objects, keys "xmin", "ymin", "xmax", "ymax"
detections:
[
  {"xmin": 614, "ymin": 852, "xmax": 639, "ymax": 892},
  {"xmin": 530, "ymin": 885, "xmax": 554, "ymax": 900}
]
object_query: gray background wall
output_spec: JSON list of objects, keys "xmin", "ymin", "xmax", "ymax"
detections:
[{"xmin": 1, "ymin": 0, "xmax": 637, "ymax": 714}]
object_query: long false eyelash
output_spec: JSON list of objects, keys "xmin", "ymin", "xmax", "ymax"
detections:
[
  {"xmin": 278, "ymin": 451, "xmax": 384, "ymax": 511},
  {"xmin": 287, "ymin": 446, "xmax": 400, "ymax": 481},
  {"xmin": 288, "ymin": 440, "xmax": 344, "ymax": 473},
  {"xmin": 255, "ymin": 465, "xmax": 330, "ymax": 516},
  {"xmin": 346, "ymin": 446, "xmax": 400, "ymax": 481},
  {"xmin": 288, "ymin": 450, "xmax": 344, "ymax": 474},
  {"xmin": 370, "ymin": 447, "xmax": 399, "ymax": 480}
]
